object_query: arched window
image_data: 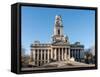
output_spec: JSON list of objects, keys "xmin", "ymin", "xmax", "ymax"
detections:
[{"xmin": 58, "ymin": 29, "xmax": 60, "ymax": 35}]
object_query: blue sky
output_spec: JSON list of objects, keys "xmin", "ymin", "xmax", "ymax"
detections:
[{"xmin": 21, "ymin": 6, "xmax": 95, "ymax": 54}]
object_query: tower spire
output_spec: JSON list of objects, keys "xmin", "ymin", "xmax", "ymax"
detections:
[
  {"xmin": 54, "ymin": 15, "xmax": 63, "ymax": 36},
  {"xmin": 52, "ymin": 15, "xmax": 64, "ymax": 42},
  {"xmin": 55, "ymin": 15, "xmax": 63, "ymax": 27},
  {"xmin": 52, "ymin": 15, "xmax": 69, "ymax": 43}
]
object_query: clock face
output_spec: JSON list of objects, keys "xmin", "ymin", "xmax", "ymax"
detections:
[{"xmin": 56, "ymin": 20, "xmax": 62, "ymax": 26}]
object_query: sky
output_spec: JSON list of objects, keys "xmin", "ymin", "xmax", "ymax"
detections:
[{"xmin": 21, "ymin": 6, "xmax": 95, "ymax": 54}]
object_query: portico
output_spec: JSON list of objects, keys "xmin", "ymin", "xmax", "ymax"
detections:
[{"xmin": 52, "ymin": 46, "xmax": 70, "ymax": 61}]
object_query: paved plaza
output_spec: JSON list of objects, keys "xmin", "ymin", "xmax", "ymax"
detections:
[{"xmin": 21, "ymin": 61, "xmax": 95, "ymax": 71}]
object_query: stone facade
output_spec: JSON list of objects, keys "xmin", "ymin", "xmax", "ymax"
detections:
[{"xmin": 30, "ymin": 15, "xmax": 84, "ymax": 66}]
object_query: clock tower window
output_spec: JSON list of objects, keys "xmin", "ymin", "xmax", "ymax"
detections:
[{"xmin": 58, "ymin": 29, "xmax": 60, "ymax": 35}]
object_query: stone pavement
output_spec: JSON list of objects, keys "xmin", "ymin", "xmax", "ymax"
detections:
[{"xmin": 21, "ymin": 60, "xmax": 95, "ymax": 71}]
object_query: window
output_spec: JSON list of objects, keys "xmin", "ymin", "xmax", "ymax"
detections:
[{"xmin": 58, "ymin": 29, "xmax": 60, "ymax": 35}]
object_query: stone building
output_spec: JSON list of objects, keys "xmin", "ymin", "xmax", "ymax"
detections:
[{"xmin": 30, "ymin": 15, "xmax": 84, "ymax": 66}]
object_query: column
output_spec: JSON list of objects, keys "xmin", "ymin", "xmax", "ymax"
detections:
[
  {"xmin": 73, "ymin": 49, "xmax": 75, "ymax": 58},
  {"xmin": 64, "ymin": 48, "xmax": 67, "ymax": 60},
  {"xmin": 32, "ymin": 49, "xmax": 35, "ymax": 61},
  {"xmin": 37, "ymin": 49, "xmax": 39, "ymax": 66},
  {"xmin": 79, "ymin": 49, "xmax": 80, "ymax": 61},
  {"xmin": 54, "ymin": 48, "xmax": 56, "ymax": 60},
  {"xmin": 58, "ymin": 48, "xmax": 60, "ymax": 61},
  {"xmin": 76, "ymin": 49, "xmax": 77, "ymax": 60},
  {"xmin": 68, "ymin": 48, "xmax": 70, "ymax": 59},
  {"xmin": 35, "ymin": 50, "xmax": 37, "ymax": 65},
  {"xmin": 74, "ymin": 49, "xmax": 76, "ymax": 60},
  {"xmin": 61, "ymin": 48, "xmax": 63, "ymax": 61},
  {"xmin": 44, "ymin": 49, "xmax": 46, "ymax": 64},
  {"xmin": 77, "ymin": 49, "xmax": 78, "ymax": 60},
  {"xmin": 41, "ymin": 49, "xmax": 42, "ymax": 65},
  {"xmin": 33, "ymin": 49, "xmax": 35, "ymax": 65},
  {"xmin": 47, "ymin": 49, "xmax": 49, "ymax": 63},
  {"xmin": 49, "ymin": 49, "xmax": 51, "ymax": 61},
  {"xmin": 51, "ymin": 48, "xmax": 53, "ymax": 59}
]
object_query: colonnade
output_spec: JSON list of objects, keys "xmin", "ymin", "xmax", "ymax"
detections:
[
  {"xmin": 70, "ymin": 49, "xmax": 83, "ymax": 61},
  {"xmin": 31, "ymin": 47, "xmax": 70, "ymax": 66},
  {"xmin": 52, "ymin": 48, "xmax": 70, "ymax": 61}
]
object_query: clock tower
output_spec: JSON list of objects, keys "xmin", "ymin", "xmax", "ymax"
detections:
[{"xmin": 52, "ymin": 15, "xmax": 69, "ymax": 44}]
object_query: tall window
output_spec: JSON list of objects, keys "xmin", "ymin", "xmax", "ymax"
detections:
[{"xmin": 58, "ymin": 29, "xmax": 60, "ymax": 35}]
